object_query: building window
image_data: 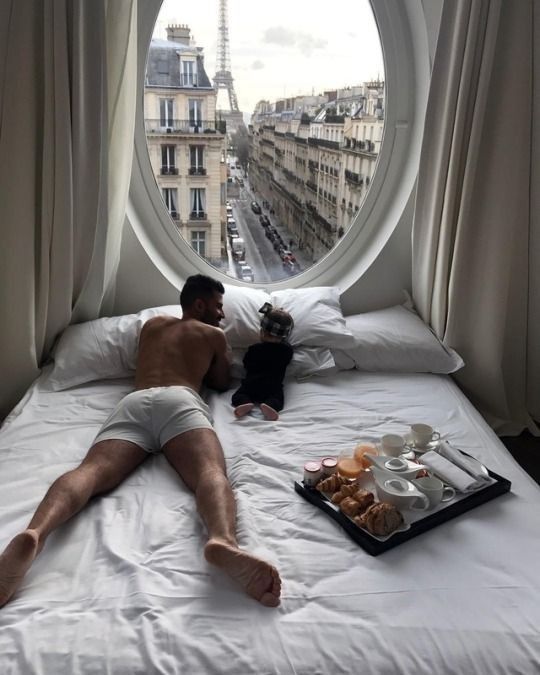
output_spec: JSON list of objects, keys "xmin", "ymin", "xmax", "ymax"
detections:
[
  {"xmin": 162, "ymin": 187, "xmax": 178, "ymax": 219},
  {"xmin": 191, "ymin": 230, "xmax": 206, "ymax": 256},
  {"xmin": 190, "ymin": 188, "xmax": 205, "ymax": 219},
  {"xmin": 188, "ymin": 99, "xmax": 202, "ymax": 130},
  {"xmin": 189, "ymin": 145, "xmax": 205, "ymax": 174},
  {"xmin": 160, "ymin": 98, "xmax": 174, "ymax": 128},
  {"xmin": 161, "ymin": 145, "xmax": 176, "ymax": 174},
  {"xmin": 182, "ymin": 60, "xmax": 197, "ymax": 87}
]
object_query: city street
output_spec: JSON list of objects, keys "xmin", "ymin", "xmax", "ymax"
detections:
[{"xmin": 225, "ymin": 167, "xmax": 311, "ymax": 283}]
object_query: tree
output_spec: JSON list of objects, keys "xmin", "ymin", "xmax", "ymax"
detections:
[{"xmin": 230, "ymin": 126, "xmax": 250, "ymax": 171}]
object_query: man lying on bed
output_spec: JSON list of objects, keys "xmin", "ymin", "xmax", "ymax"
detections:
[{"xmin": 0, "ymin": 274, "xmax": 281, "ymax": 608}]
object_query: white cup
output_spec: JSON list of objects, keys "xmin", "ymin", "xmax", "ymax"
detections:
[
  {"xmin": 411, "ymin": 475, "xmax": 455, "ymax": 508},
  {"xmin": 410, "ymin": 423, "xmax": 440, "ymax": 448},
  {"xmin": 380, "ymin": 433, "xmax": 406, "ymax": 457}
]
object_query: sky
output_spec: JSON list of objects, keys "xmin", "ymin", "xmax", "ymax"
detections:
[{"xmin": 152, "ymin": 0, "xmax": 384, "ymax": 114}]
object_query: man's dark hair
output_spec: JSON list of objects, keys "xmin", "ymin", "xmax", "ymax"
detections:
[{"xmin": 180, "ymin": 274, "xmax": 225, "ymax": 309}]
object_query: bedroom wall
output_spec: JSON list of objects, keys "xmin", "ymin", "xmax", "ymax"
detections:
[
  {"xmin": 113, "ymin": 187, "xmax": 415, "ymax": 317},
  {"xmin": 112, "ymin": 1, "xmax": 443, "ymax": 317}
]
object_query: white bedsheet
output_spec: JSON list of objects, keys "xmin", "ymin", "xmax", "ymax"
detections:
[{"xmin": 0, "ymin": 367, "xmax": 539, "ymax": 674}]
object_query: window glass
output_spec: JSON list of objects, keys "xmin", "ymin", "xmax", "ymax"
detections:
[{"xmin": 146, "ymin": 0, "xmax": 384, "ymax": 283}]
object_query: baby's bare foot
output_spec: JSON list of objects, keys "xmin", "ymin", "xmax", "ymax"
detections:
[
  {"xmin": 0, "ymin": 530, "xmax": 40, "ymax": 607},
  {"xmin": 234, "ymin": 403, "xmax": 254, "ymax": 418},
  {"xmin": 261, "ymin": 404, "xmax": 279, "ymax": 421},
  {"xmin": 204, "ymin": 539, "xmax": 281, "ymax": 607}
]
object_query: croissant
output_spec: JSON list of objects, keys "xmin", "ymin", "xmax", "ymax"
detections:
[
  {"xmin": 339, "ymin": 496, "xmax": 362, "ymax": 517},
  {"xmin": 353, "ymin": 488, "xmax": 375, "ymax": 513},
  {"xmin": 340, "ymin": 484, "xmax": 361, "ymax": 498},
  {"xmin": 331, "ymin": 490, "xmax": 346, "ymax": 504},
  {"xmin": 355, "ymin": 502, "xmax": 404, "ymax": 536},
  {"xmin": 316, "ymin": 474, "xmax": 347, "ymax": 493},
  {"xmin": 330, "ymin": 483, "xmax": 358, "ymax": 503}
]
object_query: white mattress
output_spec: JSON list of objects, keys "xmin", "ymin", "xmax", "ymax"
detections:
[{"xmin": 0, "ymin": 367, "xmax": 539, "ymax": 674}]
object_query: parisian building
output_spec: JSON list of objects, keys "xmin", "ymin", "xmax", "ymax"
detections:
[
  {"xmin": 144, "ymin": 25, "xmax": 228, "ymax": 264},
  {"xmin": 248, "ymin": 81, "xmax": 384, "ymax": 262}
]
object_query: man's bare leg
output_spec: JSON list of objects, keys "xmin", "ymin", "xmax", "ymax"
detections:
[
  {"xmin": 163, "ymin": 429, "xmax": 281, "ymax": 607},
  {"xmin": 0, "ymin": 440, "xmax": 147, "ymax": 607}
]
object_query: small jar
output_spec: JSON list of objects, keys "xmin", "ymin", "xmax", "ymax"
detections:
[
  {"xmin": 321, "ymin": 456, "xmax": 338, "ymax": 477},
  {"xmin": 303, "ymin": 461, "xmax": 322, "ymax": 487}
]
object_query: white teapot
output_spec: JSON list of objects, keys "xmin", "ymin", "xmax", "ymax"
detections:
[
  {"xmin": 370, "ymin": 467, "xmax": 430, "ymax": 511},
  {"xmin": 365, "ymin": 454, "xmax": 427, "ymax": 481}
]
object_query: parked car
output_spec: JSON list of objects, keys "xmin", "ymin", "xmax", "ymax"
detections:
[
  {"xmin": 282, "ymin": 259, "xmax": 300, "ymax": 276},
  {"xmin": 280, "ymin": 249, "xmax": 296, "ymax": 262},
  {"xmin": 259, "ymin": 215, "xmax": 270, "ymax": 227},
  {"xmin": 251, "ymin": 201, "xmax": 262, "ymax": 214},
  {"xmin": 238, "ymin": 263, "xmax": 254, "ymax": 282},
  {"xmin": 231, "ymin": 237, "xmax": 246, "ymax": 261}
]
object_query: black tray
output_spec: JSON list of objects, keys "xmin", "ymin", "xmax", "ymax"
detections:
[{"xmin": 294, "ymin": 463, "xmax": 511, "ymax": 556}]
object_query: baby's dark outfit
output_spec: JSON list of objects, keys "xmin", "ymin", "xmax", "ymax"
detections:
[{"xmin": 231, "ymin": 341, "xmax": 293, "ymax": 412}]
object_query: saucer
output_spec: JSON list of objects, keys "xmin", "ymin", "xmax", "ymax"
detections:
[{"xmin": 405, "ymin": 433, "xmax": 441, "ymax": 454}]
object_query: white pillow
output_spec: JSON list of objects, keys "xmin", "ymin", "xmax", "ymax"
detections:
[
  {"xmin": 231, "ymin": 346, "xmax": 336, "ymax": 381},
  {"xmin": 48, "ymin": 305, "xmax": 181, "ymax": 391},
  {"xmin": 269, "ymin": 287, "xmax": 355, "ymax": 349},
  {"xmin": 221, "ymin": 284, "xmax": 271, "ymax": 348},
  {"xmin": 333, "ymin": 305, "xmax": 464, "ymax": 374}
]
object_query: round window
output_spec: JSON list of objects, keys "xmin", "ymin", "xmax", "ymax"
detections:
[{"xmin": 130, "ymin": 0, "xmax": 430, "ymax": 291}]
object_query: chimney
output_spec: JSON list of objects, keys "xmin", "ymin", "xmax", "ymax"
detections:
[{"xmin": 166, "ymin": 24, "xmax": 191, "ymax": 45}]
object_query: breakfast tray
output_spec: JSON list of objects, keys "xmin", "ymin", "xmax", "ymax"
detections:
[{"xmin": 294, "ymin": 461, "xmax": 511, "ymax": 556}]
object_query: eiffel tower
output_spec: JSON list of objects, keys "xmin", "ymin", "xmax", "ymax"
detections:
[{"xmin": 213, "ymin": 0, "xmax": 244, "ymax": 134}]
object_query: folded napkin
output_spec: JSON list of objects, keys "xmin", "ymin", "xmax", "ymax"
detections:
[
  {"xmin": 421, "ymin": 444, "xmax": 491, "ymax": 493},
  {"xmin": 437, "ymin": 441, "xmax": 489, "ymax": 481}
]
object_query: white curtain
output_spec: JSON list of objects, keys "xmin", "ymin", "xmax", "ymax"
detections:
[
  {"xmin": 0, "ymin": 0, "xmax": 137, "ymax": 419},
  {"xmin": 412, "ymin": 0, "xmax": 539, "ymax": 435}
]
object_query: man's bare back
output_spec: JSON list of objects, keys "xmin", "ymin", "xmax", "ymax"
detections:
[{"xmin": 135, "ymin": 316, "xmax": 231, "ymax": 393}]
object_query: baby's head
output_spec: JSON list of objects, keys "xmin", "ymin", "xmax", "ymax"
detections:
[{"xmin": 258, "ymin": 303, "xmax": 294, "ymax": 343}]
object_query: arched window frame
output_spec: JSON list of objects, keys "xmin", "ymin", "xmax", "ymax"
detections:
[{"xmin": 127, "ymin": 0, "xmax": 431, "ymax": 292}]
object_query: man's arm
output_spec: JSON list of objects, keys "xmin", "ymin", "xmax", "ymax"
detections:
[{"xmin": 205, "ymin": 329, "xmax": 233, "ymax": 392}]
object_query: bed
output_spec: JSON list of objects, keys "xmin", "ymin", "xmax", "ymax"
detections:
[{"xmin": 0, "ymin": 286, "xmax": 539, "ymax": 675}]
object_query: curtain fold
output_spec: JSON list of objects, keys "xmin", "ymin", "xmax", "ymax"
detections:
[
  {"xmin": 412, "ymin": 0, "xmax": 539, "ymax": 435},
  {"xmin": 0, "ymin": 0, "xmax": 137, "ymax": 419}
]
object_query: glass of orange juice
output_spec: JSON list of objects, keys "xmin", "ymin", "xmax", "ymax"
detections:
[
  {"xmin": 353, "ymin": 442, "xmax": 379, "ymax": 469},
  {"xmin": 336, "ymin": 453, "xmax": 364, "ymax": 481}
]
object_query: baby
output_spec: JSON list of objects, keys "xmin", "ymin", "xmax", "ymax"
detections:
[{"xmin": 231, "ymin": 303, "xmax": 294, "ymax": 421}]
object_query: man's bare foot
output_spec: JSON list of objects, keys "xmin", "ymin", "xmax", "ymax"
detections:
[
  {"xmin": 204, "ymin": 539, "xmax": 281, "ymax": 607},
  {"xmin": 260, "ymin": 404, "xmax": 279, "ymax": 421},
  {"xmin": 0, "ymin": 530, "xmax": 40, "ymax": 607},
  {"xmin": 234, "ymin": 403, "xmax": 254, "ymax": 418}
]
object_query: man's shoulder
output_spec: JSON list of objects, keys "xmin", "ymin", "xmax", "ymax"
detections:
[{"xmin": 142, "ymin": 315, "xmax": 179, "ymax": 330}]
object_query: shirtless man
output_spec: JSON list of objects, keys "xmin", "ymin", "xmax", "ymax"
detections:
[{"xmin": 0, "ymin": 274, "xmax": 281, "ymax": 608}]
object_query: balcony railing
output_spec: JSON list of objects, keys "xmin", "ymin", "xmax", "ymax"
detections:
[
  {"xmin": 161, "ymin": 166, "xmax": 179, "ymax": 175},
  {"xmin": 308, "ymin": 137, "xmax": 340, "ymax": 150},
  {"xmin": 345, "ymin": 169, "xmax": 364, "ymax": 187},
  {"xmin": 145, "ymin": 119, "xmax": 226, "ymax": 135},
  {"xmin": 189, "ymin": 167, "xmax": 207, "ymax": 175},
  {"xmin": 189, "ymin": 211, "xmax": 207, "ymax": 220}
]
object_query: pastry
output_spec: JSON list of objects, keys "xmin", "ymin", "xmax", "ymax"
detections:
[
  {"xmin": 353, "ymin": 488, "xmax": 375, "ymax": 512},
  {"xmin": 339, "ymin": 496, "xmax": 362, "ymax": 517},
  {"xmin": 355, "ymin": 502, "xmax": 404, "ymax": 536},
  {"xmin": 331, "ymin": 490, "xmax": 346, "ymax": 504},
  {"xmin": 316, "ymin": 474, "xmax": 346, "ymax": 493},
  {"xmin": 330, "ymin": 483, "xmax": 361, "ymax": 504}
]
